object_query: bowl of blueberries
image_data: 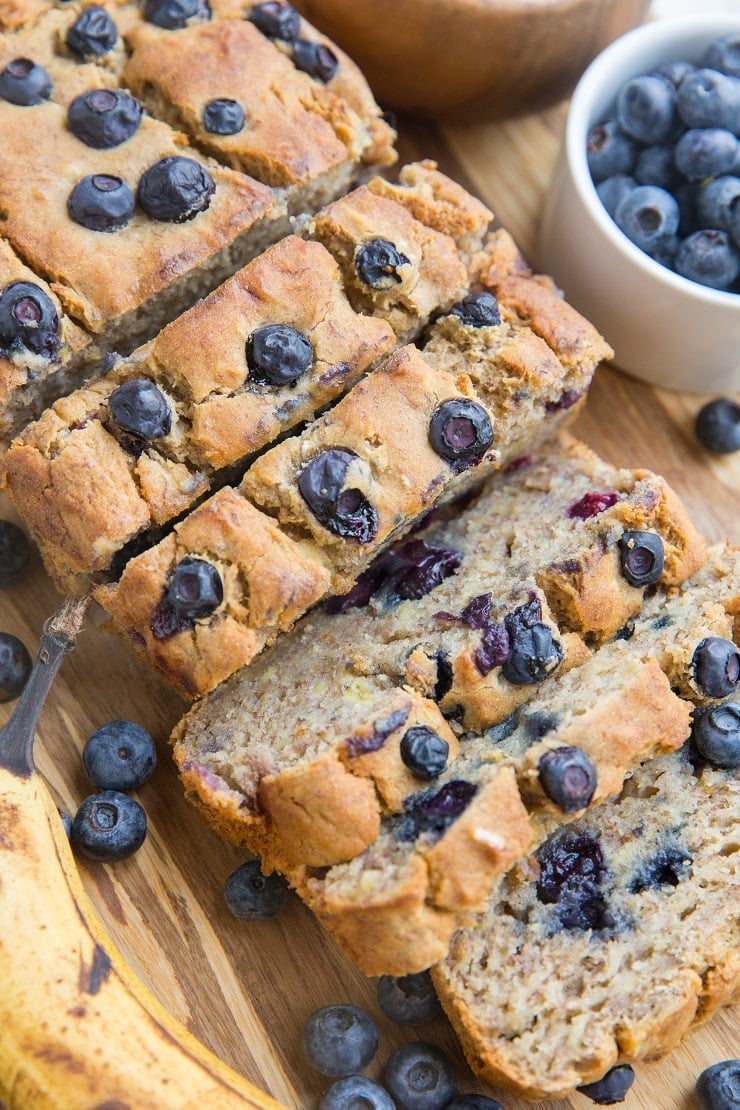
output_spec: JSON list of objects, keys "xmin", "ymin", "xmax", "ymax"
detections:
[{"xmin": 540, "ymin": 15, "xmax": 740, "ymax": 393}]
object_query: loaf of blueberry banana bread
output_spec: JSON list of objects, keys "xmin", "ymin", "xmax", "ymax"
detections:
[
  {"xmin": 95, "ymin": 268, "xmax": 612, "ymax": 699},
  {"xmin": 433, "ymin": 733, "xmax": 740, "ymax": 1101},
  {"xmin": 0, "ymin": 236, "xmax": 97, "ymax": 447},
  {"xmin": 1, "ymin": 163, "xmax": 488, "ymax": 587},
  {"xmin": 169, "ymin": 434, "xmax": 704, "ymax": 870}
]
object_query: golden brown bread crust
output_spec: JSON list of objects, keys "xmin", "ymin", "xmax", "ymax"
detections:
[
  {"xmin": 94, "ymin": 486, "xmax": 331, "ymax": 700},
  {"xmin": 0, "ymin": 237, "xmax": 94, "ymax": 447},
  {"xmin": 0, "ymin": 99, "xmax": 281, "ymax": 335},
  {"xmin": 122, "ymin": 19, "xmax": 367, "ymax": 189}
]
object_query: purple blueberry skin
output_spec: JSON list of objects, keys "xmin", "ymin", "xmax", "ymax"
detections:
[
  {"xmin": 696, "ymin": 1059, "xmax": 740, "ymax": 1110},
  {"xmin": 704, "ymin": 33, "xmax": 740, "ymax": 79},
  {"xmin": 616, "ymin": 74, "xmax": 679, "ymax": 144},
  {"xmin": 586, "ymin": 119, "xmax": 637, "ymax": 184},
  {"xmin": 674, "ymin": 128, "xmax": 739, "ymax": 181},
  {"xmin": 695, "ymin": 397, "xmax": 740, "ymax": 454},
  {"xmin": 675, "ymin": 229, "xmax": 740, "ymax": 290},
  {"xmin": 302, "ymin": 1005, "xmax": 379, "ymax": 1078},
  {"xmin": 82, "ymin": 720, "xmax": 157, "ymax": 791},
  {"xmin": 319, "ymin": 1077, "xmax": 395, "ymax": 1110},
  {"xmin": 696, "ymin": 175, "xmax": 740, "ymax": 232},
  {"xmin": 613, "ymin": 185, "xmax": 680, "ymax": 254},
  {"xmin": 384, "ymin": 1041, "xmax": 457, "ymax": 1110},
  {"xmin": 596, "ymin": 173, "xmax": 635, "ymax": 217},
  {"xmin": 377, "ymin": 971, "xmax": 442, "ymax": 1025},
  {"xmin": 0, "ymin": 632, "xmax": 32, "ymax": 702},
  {"xmin": 676, "ymin": 67, "xmax": 740, "ymax": 133},
  {"xmin": 577, "ymin": 1064, "xmax": 635, "ymax": 1104},
  {"xmin": 70, "ymin": 790, "xmax": 147, "ymax": 863}
]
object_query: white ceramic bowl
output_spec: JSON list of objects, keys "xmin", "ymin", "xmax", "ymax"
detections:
[{"xmin": 540, "ymin": 15, "xmax": 740, "ymax": 393}]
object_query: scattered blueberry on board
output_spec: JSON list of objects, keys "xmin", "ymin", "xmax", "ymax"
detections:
[
  {"xmin": 223, "ymin": 859, "xmax": 288, "ymax": 921},
  {"xmin": 70, "ymin": 790, "xmax": 147, "ymax": 863},
  {"xmin": 695, "ymin": 397, "xmax": 740, "ymax": 454},
  {"xmin": 0, "ymin": 631, "xmax": 32, "ymax": 703},
  {"xmin": 0, "ymin": 521, "xmax": 29, "ymax": 587},
  {"xmin": 302, "ymin": 1004, "xmax": 379, "ymax": 1078},
  {"xmin": 696, "ymin": 1059, "xmax": 740, "ymax": 1110},
  {"xmin": 82, "ymin": 719, "xmax": 157, "ymax": 792},
  {"xmin": 318, "ymin": 1075, "xmax": 396, "ymax": 1110},
  {"xmin": 587, "ymin": 33, "xmax": 740, "ymax": 292},
  {"xmin": 384, "ymin": 1041, "xmax": 457, "ymax": 1110},
  {"xmin": 577, "ymin": 1063, "xmax": 635, "ymax": 1104},
  {"xmin": 377, "ymin": 971, "xmax": 442, "ymax": 1025}
]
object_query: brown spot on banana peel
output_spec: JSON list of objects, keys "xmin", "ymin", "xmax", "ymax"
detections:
[{"xmin": 79, "ymin": 943, "xmax": 112, "ymax": 995}]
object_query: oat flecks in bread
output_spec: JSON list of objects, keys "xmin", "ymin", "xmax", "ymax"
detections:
[
  {"xmin": 0, "ymin": 98, "xmax": 285, "ymax": 344},
  {"xmin": 0, "ymin": 237, "xmax": 96, "ymax": 448},
  {"xmin": 1, "ymin": 235, "xmax": 395, "ymax": 588},
  {"xmin": 95, "ymin": 486, "xmax": 331, "ymax": 700},
  {"xmin": 290, "ymin": 650, "xmax": 690, "ymax": 976},
  {"xmin": 433, "ymin": 744, "xmax": 740, "ymax": 1101},
  {"xmin": 169, "ymin": 434, "xmax": 704, "ymax": 871}
]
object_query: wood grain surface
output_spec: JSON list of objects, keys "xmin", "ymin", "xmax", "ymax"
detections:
[{"xmin": 1, "ymin": 98, "xmax": 738, "ymax": 1110}]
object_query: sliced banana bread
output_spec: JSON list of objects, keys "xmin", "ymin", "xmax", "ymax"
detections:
[
  {"xmin": 169, "ymin": 434, "xmax": 704, "ymax": 869},
  {"xmin": 433, "ymin": 738, "xmax": 740, "ymax": 1101}
]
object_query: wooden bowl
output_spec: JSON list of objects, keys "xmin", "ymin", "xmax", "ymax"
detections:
[{"xmin": 293, "ymin": 0, "xmax": 651, "ymax": 120}]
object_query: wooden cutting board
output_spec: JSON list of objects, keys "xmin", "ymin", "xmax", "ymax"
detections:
[{"xmin": 1, "ymin": 98, "xmax": 738, "ymax": 1110}]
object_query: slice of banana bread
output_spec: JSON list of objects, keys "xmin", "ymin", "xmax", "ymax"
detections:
[
  {"xmin": 1, "ymin": 164, "xmax": 486, "ymax": 591},
  {"xmin": 0, "ymin": 97, "xmax": 286, "ymax": 349},
  {"xmin": 168, "ymin": 435, "xmax": 704, "ymax": 869},
  {"xmin": 96, "ymin": 281, "xmax": 611, "ymax": 699},
  {"xmin": 433, "ymin": 738, "xmax": 740, "ymax": 1101},
  {"xmin": 1, "ymin": 235, "xmax": 395, "ymax": 590},
  {"xmin": 0, "ymin": 237, "xmax": 96, "ymax": 448}
]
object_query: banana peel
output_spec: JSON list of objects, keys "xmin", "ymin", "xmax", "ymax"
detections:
[{"xmin": 0, "ymin": 597, "xmax": 286, "ymax": 1110}]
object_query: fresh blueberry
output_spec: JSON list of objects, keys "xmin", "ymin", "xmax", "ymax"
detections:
[
  {"xmin": 586, "ymin": 119, "xmax": 637, "ymax": 184},
  {"xmin": 596, "ymin": 174, "xmax": 635, "ymax": 218},
  {"xmin": 67, "ymin": 88, "xmax": 142, "ymax": 149},
  {"xmin": 143, "ymin": 0, "xmax": 210, "ymax": 30},
  {"xmin": 0, "ymin": 632, "xmax": 32, "ymax": 702},
  {"xmin": 695, "ymin": 398, "xmax": 740, "ymax": 454},
  {"xmin": 223, "ymin": 858, "xmax": 288, "ymax": 920},
  {"xmin": 450, "ymin": 290, "xmax": 500, "ymax": 328},
  {"xmin": 400, "ymin": 726, "xmax": 449, "ymax": 780},
  {"xmin": 674, "ymin": 128, "xmax": 739, "ymax": 181},
  {"xmin": 138, "ymin": 156, "xmax": 214, "ymax": 222},
  {"xmin": 617, "ymin": 74, "xmax": 678, "ymax": 144},
  {"xmin": 292, "ymin": 39, "xmax": 339, "ymax": 83},
  {"xmin": 446, "ymin": 1098, "xmax": 504, "ymax": 1110},
  {"xmin": 246, "ymin": 324, "xmax": 313, "ymax": 386},
  {"xmin": 376, "ymin": 970, "xmax": 442, "ymax": 1025},
  {"xmin": 319, "ymin": 1076, "xmax": 395, "ymax": 1110},
  {"xmin": 302, "ymin": 1005, "xmax": 378, "ymax": 1078},
  {"xmin": 613, "ymin": 185, "xmax": 680, "ymax": 254},
  {"xmin": 67, "ymin": 174, "xmax": 135, "ymax": 232},
  {"xmin": 618, "ymin": 531, "xmax": 664, "ymax": 588},
  {"xmin": 692, "ymin": 637, "xmax": 740, "ymax": 699},
  {"xmin": 696, "ymin": 1059, "xmax": 740, "ymax": 1110},
  {"xmin": 355, "ymin": 238, "xmax": 410, "ymax": 289},
  {"xmin": 108, "ymin": 378, "xmax": 172, "ymax": 440},
  {"xmin": 577, "ymin": 1064, "xmax": 635, "ymax": 1104},
  {"xmin": 71, "ymin": 790, "xmax": 147, "ymax": 862},
  {"xmin": 384, "ymin": 1041, "xmax": 456, "ymax": 1110},
  {"xmin": 696, "ymin": 175, "xmax": 740, "ymax": 232},
  {"xmin": 0, "ymin": 281, "xmax": 59, "ymax": 356},
  {"xmin": 633, "ymin": 145, "xmax": 681, "ymax": 191},
  {"xmin": 675, "ymin": 180, "xmax": 700, "ymax": 237},
  {"xmin": 166, "ymin": 557, "xmax": 224, "ymax": 621},
  {"xmin": 502, "ymin": 623, "xmax": 563, "ymax": 686},
  {"xmin": 538, "ymin": 746, "xmax": 597, "ymax": 813},
  {"xmin": 428, "ymin": 399, "xmax": 494, "ymax": 472},
  {"xmin": 0, "ymin": 521, "xmax": 29, "ymax": 587},
  {"xmin": 676, "ymin": 68, "xmax": 740, "ymax": 133},
  {"xmin": 705, "ymin": 34, "xmax": 740, "ymax": 79},
  {"xmin": 676, "ymin": 228, "xmax": 740, "ymax": 290},
  {"xmin": 0, "ymin": 58, "xmax": 51, "ymax": 106},
  {"xmin": 58, "ymin": 809, "xmax": 73, "ymax": 838},
  {"xmin": 203, "ymin": 97, "xmax": 245, "ymax": 135},
  {"xmin": 82, "ymin": 720, "xmax": 157, "ymax": 791},
  {"xmin": 248, "ymin": 1, "xmax": 301, "ymax": 42},
  {"xmin": 536, "ymin": 829, "xmax": 612, "ymax": 931},
  {"xmin": 297, "ymin": 449, "xmax": 378, "ymax": 543},
  {"xmin": 653, "ymin": 59, "xmax": 696, "ymax": 90},
  {"xmin": 66, "ymin": 6, "xmax": 118, "ymax": 58}
]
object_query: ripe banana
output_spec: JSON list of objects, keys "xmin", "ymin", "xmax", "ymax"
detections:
[{"xmin": 0, "ymin": 597, "xmax": 286, "ymax": 1110}]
